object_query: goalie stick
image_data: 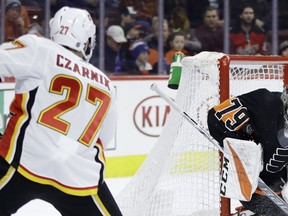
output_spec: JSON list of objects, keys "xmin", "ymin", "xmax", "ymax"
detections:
[{"xmin": 150, "ymin": 83, "xmax": 288, "ymax": 215}]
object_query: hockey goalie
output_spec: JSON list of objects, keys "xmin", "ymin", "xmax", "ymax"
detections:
[{"xmin": 208, "ymin": 87, "xmax": 288, "ymax": 216}]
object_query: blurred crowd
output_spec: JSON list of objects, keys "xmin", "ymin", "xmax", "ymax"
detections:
[{"xmin": 1, "ymin": 0, "xmax": 288, "ymax": 75}]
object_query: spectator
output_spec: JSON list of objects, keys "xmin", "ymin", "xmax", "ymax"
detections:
[
  {"xmin": 279, "ymin": 41, "xmax": 288, "ymax": 57},
  {"xmin": 195, "ymin": 6, "xmax": 224, "ymax": 53},
  {"xmin": 117, "ymin": 6, "xmax": 151, "ymax": 66},
  {"xmin": 168, "ymin": 6, "xmax": 201, "ymax": 55},
  {"xmin": 165, "ymin": 31, "xmax": 187, "ymax": 65},
  {"xmin": 164, "ymin": 0, "xmax": 210, "ymax": 29},
  {"xmin": 119, "ymin": 0, "xmax": 158, "ymax": 21},
  {"xmin": 120, "ymin": 6, "xmax": 138, "ymax": 29},
  {"xmin": 125, "ymin": 23, "xmax": 150, "ymax": 42},
  {"xmin": 144, "ymin": 17, "xmax": 169, "ymax": 52},
  {"xmin": 120, "ymin": 6, "xmax": 151, "ymax": 39},
  {"xmin": 5, "ymin": 0, "xmax": 30, "ymax": 42},
  {"xmin": 230, "ymin": 4, "xmax": 268, "ymax": 55},
  {"xmin": 91, "ymin": 25, "xmax": 128, "ymax": 74},
  {"xmin": 127, "ymin": 41, "xmax": 153, "ymax": 75},
  {"xmin": 219, "ymin": 0, "xmax": 271, "ymax": 31},
  {"xmin": 169, "ymin": 7, "xmax": 191, "ymax": 39},
  {"xmin": 144, "ymin": 17, "xmax": 170, "ymax": 70},
  {"xmin": 246, "ymin": 0, "xmax": 271, "ymax": 31}
]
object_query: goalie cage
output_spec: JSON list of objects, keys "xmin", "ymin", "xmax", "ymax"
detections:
[{"xmin": 115, "ymin": 52, "xmax": 288, "ymax": 216}]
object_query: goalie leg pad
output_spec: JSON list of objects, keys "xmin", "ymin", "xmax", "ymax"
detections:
[{"xmin": 220, "ymin": 138, "xmax": 263, "ymax": 201}]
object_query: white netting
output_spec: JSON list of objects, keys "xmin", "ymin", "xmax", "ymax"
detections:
[
  {"xmin": 116, "ymin": 52, "xmax": 286, "ymax": 216},
  {"xmin": 230, "ymin": 64, "xmax": 284, "ymax": 95}
]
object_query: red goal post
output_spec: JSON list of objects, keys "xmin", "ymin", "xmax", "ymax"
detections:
[{"xmin": 116, "ymin": 52, "xmax": 288, "ymax": 216}]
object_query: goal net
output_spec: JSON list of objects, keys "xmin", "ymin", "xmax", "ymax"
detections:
[{"xmin": 115, "ymin": 52, "xmax": 288, "ymax": 216}]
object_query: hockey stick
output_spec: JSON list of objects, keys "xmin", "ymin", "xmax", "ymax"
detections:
[{"xmin": 150, "ymin": 83, "xmax": 288, "ymax": 214}]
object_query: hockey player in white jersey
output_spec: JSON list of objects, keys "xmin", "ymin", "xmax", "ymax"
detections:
[{"xmin": 0, "ymin": 7, "xmax": 122, "ymax": 216}]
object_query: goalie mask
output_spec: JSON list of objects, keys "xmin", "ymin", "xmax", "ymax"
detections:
[
  {"xmin": 281, "ymin": 86, "xmax": 288, "ymax": 138},
  {"xmin": 49, "ymin": 7, "xmax": 96, "ymax": 61}
]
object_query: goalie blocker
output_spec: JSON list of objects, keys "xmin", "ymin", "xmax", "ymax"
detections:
[{"xmin": 220, "ymin": 138, "xmax": 263, "ymax": 201}]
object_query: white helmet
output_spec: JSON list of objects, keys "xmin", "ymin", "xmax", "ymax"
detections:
[{"xmin": 49, "ymin": 7, "xmax": 96, "ymax": 61}]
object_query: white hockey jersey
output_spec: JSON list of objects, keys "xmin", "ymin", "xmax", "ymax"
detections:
[{"xmin": 0, "ymin": 35, "xmax": 117, "ymax": 196}]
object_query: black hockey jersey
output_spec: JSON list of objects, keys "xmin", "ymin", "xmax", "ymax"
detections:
[{"xmin": 208, "ymin": 88, "xmax": 287, "ymax": 184}]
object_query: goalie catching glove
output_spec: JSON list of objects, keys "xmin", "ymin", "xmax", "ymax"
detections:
[{"xmin": 220, "ymin": 137, "xmax": 263, "ymax": 201}]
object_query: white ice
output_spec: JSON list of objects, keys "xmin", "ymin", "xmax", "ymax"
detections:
[{"xmin": 11, "ymin": 177, "xmax": 242, "ymax": 216}]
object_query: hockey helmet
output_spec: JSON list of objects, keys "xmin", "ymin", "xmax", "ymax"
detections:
[{"xmin": 49, "ymin": 7, "xmax": 96, "ymax": 61}]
